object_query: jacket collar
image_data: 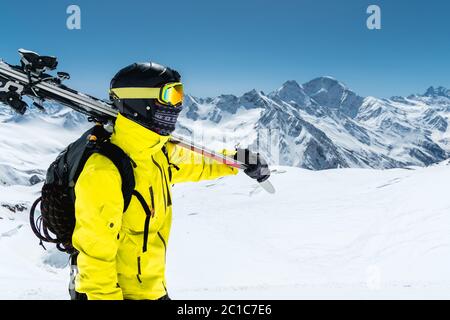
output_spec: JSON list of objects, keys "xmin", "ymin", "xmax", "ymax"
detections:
[{"xmin": 110, "ymin": 113, "xmax": 170, "ymax": 160}]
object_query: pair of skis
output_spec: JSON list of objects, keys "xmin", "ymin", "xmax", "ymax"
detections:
[{"xmin": 0, "ymin": 49, "xmax": 275, "ymax": 193}]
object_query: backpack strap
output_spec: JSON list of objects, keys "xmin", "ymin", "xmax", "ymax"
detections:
[{"xmin": 93, "ymin": 142, "xmax": 136, "ymax": 212}]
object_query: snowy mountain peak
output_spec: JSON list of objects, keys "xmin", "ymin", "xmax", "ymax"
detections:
[
  {"xmin": 270, "ymin": 80, "xmax": 310, "ymax": 107},
  {"xmin": 241, "ymin": 88, "xmax": 261, "ymax": 100},
  {"xmin": 302, "ymin": 77, "xmax": 364, "ymax": 118},
  {"xmin": 281, "ymin": 80, "xmax": 302, "ymax": 89},
  {"xmin": 303, "ymin": 76, "xmax": 346, "ymax": 91},
  {"xmin": 424, "ymin": 86, "xmax": 450, "ymax": 98}
]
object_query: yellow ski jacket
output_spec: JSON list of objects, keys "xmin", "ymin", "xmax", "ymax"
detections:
[{"xmin": 72, "ymin": 113, "xmax": 238, "ymax": 300}]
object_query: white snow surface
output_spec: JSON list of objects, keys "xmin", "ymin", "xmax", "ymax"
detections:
[{"xmin": 1, "ymin": 163, "xmax": 450, "ymax": 299}]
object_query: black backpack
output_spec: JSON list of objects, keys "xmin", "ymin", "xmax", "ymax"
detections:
[{"xmin": 30, "ymin": 124, "xmax": 135, "ymax": 253}]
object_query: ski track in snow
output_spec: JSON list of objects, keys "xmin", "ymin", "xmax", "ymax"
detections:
[{"xmin": 2, "ymin": 164, "xmax": 450, "ymax": 299}]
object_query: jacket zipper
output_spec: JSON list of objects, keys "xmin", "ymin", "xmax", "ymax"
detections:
[
  {"xmin": 161, "ymin": 147, "xmax": 173, "ymax": 205},
  {"xmin": 135, "ymin": 187, "xmax": 156, "ymax": 283},
  {"xmin": 132, "ymin": 190, "xmax": 153, "ymax": 253},
  {"xmin": 149, "ymin": 186, "xmax": 155, "ymax": 214},
  {"xmin": 151, "ymin": 156, "xmax": 171, "ymax": 208},
  {"xmin": 162, "ymin": 167, "xmax": 172, "ymax": 206},
  {"xmin": 136, "ymin": 256, "xmax": 142, "ymax": 283},
  {"xmin": 143, "ymin": 186, "xmax": 156, "ymax": 251},
  {"xmin": 157, "ymin": 231, "xmax": 167, "ymax": 263}
]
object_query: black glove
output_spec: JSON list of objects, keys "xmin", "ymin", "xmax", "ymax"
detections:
[{"xmin": 235, "ymin": 148, "xmax": 271, "ymax": 183}]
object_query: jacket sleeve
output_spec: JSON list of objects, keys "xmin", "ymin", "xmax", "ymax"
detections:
[
  {"xmin": 166, "ymin": 142, "xmax": 238, "ymax": 184},
  {"xmin": 72, "ymin": 154, "xmax": 124, "ymax": 300}
]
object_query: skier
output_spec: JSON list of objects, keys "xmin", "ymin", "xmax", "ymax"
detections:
[{"xmin": 71, "ymin": 62, "xmax": 270, "ymax": 300}]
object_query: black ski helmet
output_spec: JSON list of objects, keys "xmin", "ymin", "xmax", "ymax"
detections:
[{"xmin": 110, "ymin": 62, "xmax": 182, "ymax": 134}]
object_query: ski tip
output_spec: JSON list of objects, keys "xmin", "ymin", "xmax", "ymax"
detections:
[{"xmin": 259, "ymin": 179, "xmax": 276, "ymax": 194}]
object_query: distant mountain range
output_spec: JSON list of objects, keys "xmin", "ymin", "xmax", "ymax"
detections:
[
  {"xmin": 178, "ymin": 77, "xmax": 450, "ymax": 170},
  {"xmin": 1, "ymin": 77, "xmax": 450, "ymax": 187}
]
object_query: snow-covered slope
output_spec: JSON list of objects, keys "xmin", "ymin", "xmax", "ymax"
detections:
[
  {"xmin": 2, "ymin": 163, "xmax": 450, "ymax": 299},
  {"xmin": 0, "ymin": 103, "xmax": 89, "ymax": 187},
  {"xmin": 2, "ymin": 88, "xmax": 450, "ymax": 299}
]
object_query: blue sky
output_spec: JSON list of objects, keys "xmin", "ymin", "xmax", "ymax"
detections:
[{"xmin": 1, "ymin": 0, "xmax": 449, "ymax": 99}]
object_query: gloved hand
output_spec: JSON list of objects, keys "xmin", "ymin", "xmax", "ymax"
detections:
[{"xmin": 234, "ymin": 148, "xmax": 271, "ymax": 182}]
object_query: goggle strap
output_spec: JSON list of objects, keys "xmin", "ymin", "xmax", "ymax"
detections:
[{"xmin": 110, "ymin": 87, "xmax": 161, "ymax": 99}]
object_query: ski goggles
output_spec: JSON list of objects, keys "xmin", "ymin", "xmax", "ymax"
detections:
[{"xmin": 110, "ymin": 82, "xmax": 184, "ymax": 107}]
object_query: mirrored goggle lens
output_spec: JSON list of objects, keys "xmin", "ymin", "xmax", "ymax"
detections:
[{"xmin": 162, "ymin": 84, "xmax": 183, "ymax": 106}]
